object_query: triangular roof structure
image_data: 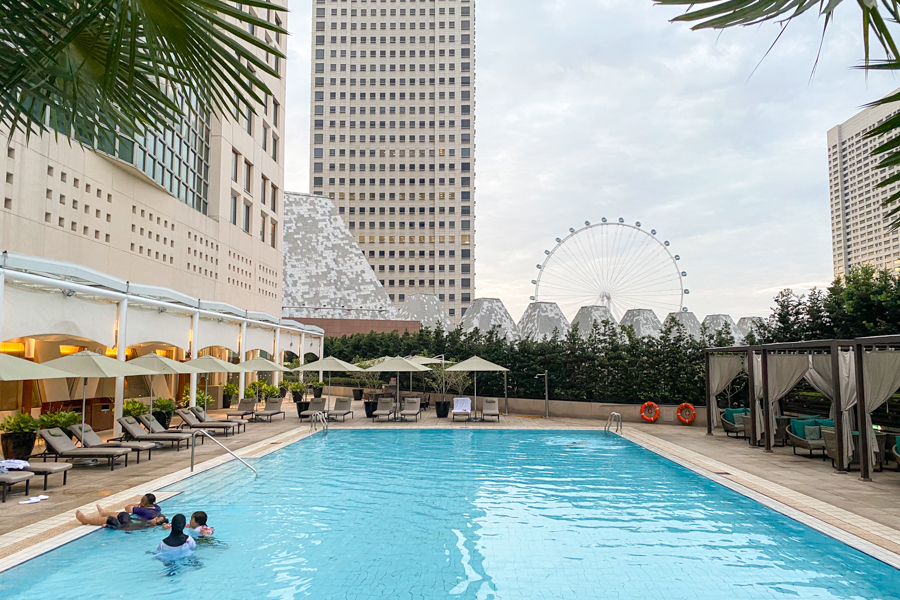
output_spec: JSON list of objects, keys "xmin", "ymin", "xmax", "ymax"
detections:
[
  {"xmin": 666, "ymin": 311, "xmax": 702, "ymax": 340},
  {"xmin": 620, "ymin": 309, "xmax": 662, "ymax": 339},
  {"xmin": 737, "ymin": 316, "xmax": 764, "ymax": 338},
  {"xmin": 398, "ymin": 294, "xmax": 453, "ymax": 329},
  {"xmin": 517, "ymin": 302, "xmax": 569, "ymax": 341},
  {"xmin": 703, "ymin": 314, "xmax": 745, "ymax": 344},
  {"xmin": 572, "ymin": 306, "xmax": 617, "ymax": 337},
  {"xmin": 459, "ymin": 298, "xmax": 519, "ymax": 342}
]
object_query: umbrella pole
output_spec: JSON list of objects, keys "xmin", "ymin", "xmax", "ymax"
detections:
[
  {"xmin": 474, "ymin": 372, "xmax": 478, "ymax": 421},
  {"xmin": 81, "ymin": 377, "xmax": 87, "ymax": 447},
  {"xmin": 396, "ymin": 370, "xmax": 400, "ymax": 422}
]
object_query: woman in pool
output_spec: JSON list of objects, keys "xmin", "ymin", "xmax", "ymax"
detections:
[
  {"xmin": 126, "ymin": 493, "xmax": 161, "ymax": 521},
  {"xmin": 156, "ymin": 514, "xmax": 196, "ymax": 559}
]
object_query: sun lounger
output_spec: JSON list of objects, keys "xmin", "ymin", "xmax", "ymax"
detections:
[
  {"xmin": 38, "ymin": 428, "xmax": 131, "ymax": 471},
  {"xmin": 300, "ymin": 399, "xmax": 327, "ymax": 422},
  {"xmin": 372, "ymin": 398, "xmax": 395, "ymax": 422},
  {"xmin": 480, "ymin": 398, "xmax": 501, "ymax": 422},
  {"xmin": 719, "ymin": 408, "xmax": 747, "ymax": 438},
  {"xmin": 191, "ymin": 407, "xmax": 246, "ymax": 433},
  {"xmin": 117, "ymin": 416, "xmax": 194, "ymax": 451},
  {"xmin": 226, "ymin": 399, "xmax": 257, "ymax": 420},
  {"xmin": 452, "ymin": 397, "xmax": 471, "ymax": 422},
  {"xmin": 0, "ymin": 471, "xmax": 33, "ymax": 502},
  {"xmin": 255, "ymin": 398, "xmax": 286, "ymax": 422},
  {"xmin": 399, "ymin": 398, "xmax": 422, "ymax": 422},
  {"xmin": 175, "ymin": 409, "xmax": 237, "ymax": 436},
  {"xmin": 22, "ymin": 462, "xmax": 71, "ymax": 490},
  {"xmin": 69, "ymin": 423, "xmax": 159, "ymax": 463},
  {"xmin": 327, "ymin": 397, "xmax": 353, "ymax": 422}
]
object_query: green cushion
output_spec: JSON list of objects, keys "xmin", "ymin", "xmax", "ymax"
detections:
[
  {"xmin": 791, "ymin": 418, "xmax": 818, "ymax": 439},
  {"xmin": 896, "ymin": 436, "xmax": 899, "ymax": 452},
  {"xmin": 805, "ymin": 426, "xmax": 822, "ymax": 441},
  {"xmin": 816, "ymin": 418, "xmax": 835, "ymax": 429},
  {"xmin": 723, "ymin": 408, "xmax": 748, "ymax": 424}
]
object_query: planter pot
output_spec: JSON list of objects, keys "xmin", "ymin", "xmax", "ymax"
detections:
[
  {"xmin": 435, "ymin": 400, "xmax": 451, "ymax": 419},
  {"xmin": 313, "ymin": 388, "xmax": 323, "ymax": 399},
  {"xmin": 295, "ymin": 401, "xmax": 311, "ymax": 418},
  {"xmin": 1, "ymin": 432, "xmax": 37, "ymax": 460},
  {"xmin": 352, "ymin": 389, "xmax": 364, "ymax": 401},
  {"xmin": 291, "ymin": 390, "xmax": 304, "ymax": 403},
  {"xmin": 152, "ymin": 411, "xmax": 172, "ymax": 430},
  {"xmin": 222, "ymin": 395, "xmax": 232, "ymax": 409},
  {"xmin": 364, "ymin": 401, "xmax": 378, "ymax": 418}
]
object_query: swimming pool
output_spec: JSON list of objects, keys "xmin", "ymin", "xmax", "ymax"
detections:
[{"xmin": 1, "ymin": 430, "xmax": 898, "ymax": 599}]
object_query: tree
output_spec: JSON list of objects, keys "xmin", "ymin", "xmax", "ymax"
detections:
[
  {"xmin": 2, "ymin": 0, "xmax": 285, "ymax": 147},
  {"xmin": 653, "ymin": 0, "xmax": 900, "ymax": 228}
]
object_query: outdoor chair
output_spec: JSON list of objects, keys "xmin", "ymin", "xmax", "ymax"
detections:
[
  {"xmin": 255, "ymin": 398, "xmax": 286, "ymax": 421},
  {"xmin": 38, "ymin": 428, "xmax": 131, "ymax": 471},
  {"xmin": 300, "ymin": 398, "xmax": 327, "ymax": 422},
  {"xmin": 22, "ymin": 462, "xmax": 71, "ymax": 490},
  {"xmin": 117, "ymin": 416, "xmax": 195, "ymax": 451},
  {"xmin": 719, "ymin": 409, "xmax": 746, "ymax": 438},
  {"xmin": 175, "ymin": 408, "xmax": 237, "ymax": 436},
  {"xmin": 226, "ymin": 399, "xmax": 257, "ymax": 420},
  {"xmin": 740, "ymin": 414, "xmax": 757, "ymax": 445},
  {"xmin": 452, "ymin": 397, "xmax": 471, "ymax": 422},
  {"xmin": 69, "ymin": 423, "xmax": 159, "ymax": 463},
  {"xmin": 821, "ymin": 427, "xmax": 859, "ymax": 470},
  {"xmin": 327, "ymin": 397, "xmax": 353, "ymax": 422},
  {"xmin": 372, "ymin": 398, "xmax": 395, "ymax": 422},
  {"xmin": 0, "ymin": 471, "xmax": 33, "ymax": 503},
  {"xmin": 400, "ymin": 398, "xmax": 422, "ymax": 422},
  {"xmin": 191, "ymin": 407, "xmax": 246, "ymax": 433},
  {"xmin": 787, "ymin": 429, "xmax": 827, "ymax": 458},
  {"xmin": 480, "ymin": 398, "xmax": 501, "ymax": 422}
]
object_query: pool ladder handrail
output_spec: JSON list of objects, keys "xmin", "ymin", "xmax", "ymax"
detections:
[
  {"xmin": 310, "ymin": 411, "xmax": 329, "ymax": 432},
  {"xmin": 605, "ymin": 412, "xmax": 622, "ymax": 434},
  {"xmin": 190, "ymin": 430, "xmax": 258, "ymax": 477}
]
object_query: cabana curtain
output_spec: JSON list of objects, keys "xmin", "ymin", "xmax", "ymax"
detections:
[
  {"xmin": 764, "ymin": 354, "xmax": 809, "ymax": 446},
  {"xmin": 708, "ymin": 355, "xmax": 744, "ymax": 429},
  {"xmin": 838, "ymin": 350, "xmax": 858, "ymax": 466},
  {"xmin": 804, "ymin": 354, "xmax": 834, "ymax": 400},
  {"xmin": 861, "ymin": 351, "xmax": 900, "ymax": 467}
]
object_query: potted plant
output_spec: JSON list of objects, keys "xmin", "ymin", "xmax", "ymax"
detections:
[
  {"xmin": 121, "ymin": 400, "xmax": 149, "ymax": 440},
  {"xmin": 222, "ymin": 383, "xmax": 239, "ymax": 409},
  {"xmin": 290, "ymin": 382, "xmax": 310, "ymax": 416},
  {"xmin": 265, "ymin": 384, "xmax": 282, "ymax": 399},
  {"xmin": 182, "ymin": 387, "xmax": 213, "ymax": 409},
  {"xmin": 151, "ymin": 398, "xmax": 177, "ymax": 430},
  {"xmin": 353, "ymin": 358, "xmax": 383, "ymax": 416},
  {"xmin": 0, "ymin": 412, "xmax": 39, "ymax": 459},
  {"xmin": 309, "ymin": 381, "xmax": 325, "ymax": 399},
  {"xmin": 428, "ymin": 365, "xmax": 454, "ymax": 418},
  {"xmin": 38, "ymin": 410, "xmax": 82, "ymax": 439}
]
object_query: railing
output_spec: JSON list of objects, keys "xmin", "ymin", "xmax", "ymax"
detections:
[
  {"xmin": 605, "ymin": 412, "xmax": 622, "ymax": 434},
  {"xmin": 310, "ymin": 411, "xmax": 329, "ymax": 432},
  {"xmin": 190, "ymin": 430, "xmax": 258, "ymax": 477}
]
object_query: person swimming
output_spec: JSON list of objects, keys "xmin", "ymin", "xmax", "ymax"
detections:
[
  {"xmin": 127, "ymin": 494, "xmax": 162, "ymax": 521},
  {"xmin": 162, "ymin": 511, "xmax": 214, "ymax": 538},
  {"xmin": 75, "ymin": 506, "xmax": 166, "ymax": 531},
  {"xmin": 156, "ymin": 514, "xmax": 196, "ymax": 559}
]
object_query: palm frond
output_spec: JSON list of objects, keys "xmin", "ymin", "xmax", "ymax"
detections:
[{"xmin": 0, "ymin": 0, "xmax": 287, "ymax": 145}]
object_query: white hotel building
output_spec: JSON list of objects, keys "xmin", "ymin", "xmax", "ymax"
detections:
[{"xmin": 309, "ymin": 0, "xmax": 477, "ymax": 323}]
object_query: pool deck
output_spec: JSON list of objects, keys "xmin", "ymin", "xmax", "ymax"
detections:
[{"xmin": 1, "ymin": 400, "xmax": 899, "ymax": 571}]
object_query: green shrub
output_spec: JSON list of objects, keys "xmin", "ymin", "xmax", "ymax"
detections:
[
  {"xmin": 0, "ymin": 411, "xmax": 39, "ymax": 433},
  {"xmin": 309, "ymin": 381, "xmax": 325, "ymax": 390},
  {"xmin": 122, "ymin": 400, "xmax": 149, "ymax": 418},
  {"xmin": 37, "ymin": 410, "xmax": 81, "ymax": 431},
  {"xmin": 181, "ymin": 387, "xmax": 213, "ymax": 408},
  {"xmin": 223, "ymin": 382, "xmax": 239, "ymax": 397},
  {"xmin": 152, "ymin": 398, "xmax": 177, "ymax": 413}
]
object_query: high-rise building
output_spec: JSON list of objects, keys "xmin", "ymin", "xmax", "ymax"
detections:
[
  {"xmin": 0, "ymin": 2, "xmax": 289, "ymax": 315},
  {"xmin": 828, "ymin": 93, "xmax": 900, "ymax": 278},
  {"xmin": 309, "ymin": 0, "xmax": 476, "ymax": 323}
]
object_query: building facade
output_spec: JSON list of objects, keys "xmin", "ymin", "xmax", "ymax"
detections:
[
  {"xmin": 309, "ymin": 0, "xmax": 476, "ymax": 323},
  {"xmin": 0, "ymin": 1, "xmax": 288, "ymax": 315},
  {"xmin": 828, "ymin": 94, "xmax": 900, "ymax": 278}
]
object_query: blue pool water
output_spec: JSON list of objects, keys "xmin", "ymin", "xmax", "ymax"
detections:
[{"xmin": 1, "ymin": 430, "xmax": 899, "ymax": 599}]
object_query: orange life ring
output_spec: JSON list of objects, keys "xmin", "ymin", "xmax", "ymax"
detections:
[
  {"xmin": 640, "ymin": 401, "xmax": 660, "ymax": 422},
  {"xmin": 677, "ymin": 403, "xmax": 696, "ymax": 425}
]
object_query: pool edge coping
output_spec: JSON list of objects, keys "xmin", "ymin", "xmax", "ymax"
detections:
[
  {"xmin": 0, "ymin": 426, "xmax": 322, "ymax": 573},
  {"xmin": 622, "ymin": 427, "xmax": 900, "ymax": 570}
]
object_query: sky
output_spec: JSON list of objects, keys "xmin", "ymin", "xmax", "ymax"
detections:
[{"xmin": 283, "ymin": 0, "xmax": 899, "ymax": 323}]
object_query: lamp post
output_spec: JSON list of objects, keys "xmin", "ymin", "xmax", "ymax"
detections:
[{"xmin": 536, "ymin": 370, "xmax": 549, "ymax": 418}]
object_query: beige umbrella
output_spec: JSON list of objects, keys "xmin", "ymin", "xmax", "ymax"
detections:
[
  {"xmin": 128, "ymin": 354, "xmax": 205, "ymax": 414},
  {"xmin": 240, "ymin": 357, "xmax": 290, "ymax": 405},
  {"xmin": 294, "ymin": 357, "xmax": 363, "ymax": 409},
  {"xmin": 42, "ymin": 351, "xmax": 158, "ymax": 434},
  {"xmin": 183, "ymin": 355, "xmax": 246, "ymax": 374},
  {"xmin": 0, "ymin": 353, "xmax": 75, "ymax": 381},
  {"xmin": 405, "ymin": 356, "xmax": 443, "ymax": 395},
  {"xmin": 366, "ymin": 357, "xmax": 430, "ymax": 421},
  {"xmin": 446, "ymin": 356, "xmax": 509, "ymax": 420}
]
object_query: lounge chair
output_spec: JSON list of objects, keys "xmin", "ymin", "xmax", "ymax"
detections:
[
  {"xmin": 22, "ymin": 462, "xmax": 72, "ymax": 490},
  {"xmin": 117, "ymin": 416, "xmax": 195, "ymax": 451},
  {"xmin": 191, "ymin": 407, "xmax": 247, "ymax": 433},
  {"xmin": 255, "ymin": 398, "xmax": 286, "ymax": 422},
  {"xmin": 38, "ymin": 428, "xmax": 131, "ymax": 471},
  {"xmin": 0, "ymin": 471, "xmax": 33, "ymax": 503},
  {"xmin": 300, "ymin": 399, "xmax": 327, "ymax": 422},
  {"xmin": 400, "ymin": 398, "xmax": 422, "ymax": 422},
  {"xmin": 822, "ymin": 426, "xmax": 859, "ymax": 470},
  {"xmin": 719, "ymin": 408, "xmax": 747, "ymax": 438},
  {"xmin": 481, "ymin": 398, "xmax": 501, "ymax": 422},
  {"xmin": 327, "ymin": 397, "xmax": 353, "ymax": 422},
  {"xmin": 226, "ymin": 399, "xmax": 257, "ymax": 420},
  {"xmin": 69, "ymin": 423, "xmax": 159, "ymax": 463},
  {"xmin": 372, "ymin": 398, "xmax": 395, "ymax": 422},
  {"xmin": 452, "ymin": 397, "xmax": 471, "ymax": 422},
  {"xmin": 786, "ymin": 418, "xmax": 827, "ymax": 458},
  {"xmin": 175, "ymin": 408, "xmax": 237, "ymax": 436}
]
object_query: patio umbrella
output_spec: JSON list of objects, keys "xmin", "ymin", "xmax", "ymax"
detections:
[
  {"xmin": 184, "ymin": 355, "xmax": 247, "ymax": 402},
  {"xmin": 127, "ymin": 354, "xmax": 205, "ymax": 414},
  {"xmin": 42, "ymin": 351, "xmax": 158, "ymax": 436},
  {"xmin": 294, "ymin": 357, "xmax": 363, "ymax": 409},
  {"xmin": 405, "ymin": 356, "xmax": 443, "ymax": 395},
  {"xmin": 240, "ymin": 357, "xmax": 291, "ymax": 405},
  {"xmin": 446, "ymin": 356, "xmax": 509, "ymax": 421},
  {"xmin": 0, "ymin": 353, "xmax": 75, "ymax": 381},
  {"xmin": 365, "ymin": 357, "xmax": 430, "ymax": 421}
]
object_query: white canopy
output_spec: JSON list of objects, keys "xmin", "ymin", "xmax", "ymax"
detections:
[{"xmin": 294, "ymin": 356, "xmax": 363, "ymax": 372}]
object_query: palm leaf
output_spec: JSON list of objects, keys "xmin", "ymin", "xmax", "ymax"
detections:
[{"xmin": 0, "ymin": 0, "xmax": 287, "ymax": 146}]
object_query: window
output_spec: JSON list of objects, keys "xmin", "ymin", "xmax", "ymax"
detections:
[
  {"xmin": 271, "ymin": 183, "xmax": 278, "ymax": 213},
  {"xmin": 273, "ymin": 101, "xmax": 280, "ymax": 127},
  {"xmin": 261, "ymin": 176, "xmax": 268, "ymax": 206},
  {"xmin": 230, "ymin": 194, "xmax": 238, "ymax": 225},
  {"xmin": 271, "ymin": 136, "xmax": 279, "ymax": 161},
  {"xmin": 271, "ymin": 221, "xmax": 277, "ymax": 248},
  {"xmin": 243, "ymin": 161, "xmax": 252, "ymax": 192},
  {"xmin": 243, "ymin": 203, "xmax": 251, "ymax": 232},
  {"xmin": 260, "ymin": 213, "xmax": 267, "ymax": 242},
  {"xmin": 262, "ymin": 125, "xmax": 268, "ymax": 150},
  {"xmin": 231, "ymin": 150, "xmax": 239, "ymax": 182}
]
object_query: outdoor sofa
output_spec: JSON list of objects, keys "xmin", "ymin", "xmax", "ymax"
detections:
[
  {"xmin": 786, "ymin": 418, "xmax": 833, "ymax": 458},
  {"xmin": 719, "ymin": 408, "xmax": 748, "ymax": 438}
]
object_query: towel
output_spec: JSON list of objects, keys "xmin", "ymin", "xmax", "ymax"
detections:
[
  {"xmin": 0, "ymin": 460, "xmax": 30, "ymax": 470},
  {"xmin": 453, "ymin": 398, "xmax": 471, "ymax": 412}
]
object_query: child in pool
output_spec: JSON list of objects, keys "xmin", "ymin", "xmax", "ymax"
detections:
[
  {"xmin": 163, "ymin": 511, "xmax": 214, "ymax": 538},
  {"xmin": 125, "ymin": 493, "xmax": 162, "ymax": 521},
  {"xmin": 76, "ymin": 506, "xmax": 166, "ymax": 530},
  {"xmin": 156, "ymin": 514, "xmax": 196, "ymax": 559}
]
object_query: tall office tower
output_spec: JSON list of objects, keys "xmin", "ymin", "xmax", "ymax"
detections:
[
  {"xmin": 0, "ymin": 2, "xmax": 288, "ymax": 315},
  {"xmin": 309, "ymin": 0, "xmax": 476, "ymax": 323},
  {"xmin": 828, "ymin": 92, "xmax": 900, "ymax": 279}
]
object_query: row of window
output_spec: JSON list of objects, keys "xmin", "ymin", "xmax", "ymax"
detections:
[
  {"xmin": 315, "ymin": 76, "xmax": 472, "ymax": 86},
  {"xmin": 367, "ymin": 249, "xmax": 470, "ymax": 258},
  {"xmin": 318, "ymin": 6, "xmax": 471, "ymax": 17},
  {"xmin": 359, "ymin": 234, "xmax": 472, "ymax": 244},
  {"xmin": 320, "ymin": 149, "xmax": 471, "ymax": 158},
  {"xmin": 314, "ymin": 118, "xmax": 472, "ymax": 128},
  {"xmin": 342, "ymin": 206, "xmax": 469, "ymax": 214},
  {"xmin": 349, "ymin": 221, "xmax": 470, "ymax": 229},
  {"xmin": 316, "ymin": 105, "xmax": 470, "ymax": 115},
  {"xmin": 316, "ymin": 62, "xmax": 470, "ymax": 72},
  {"xmin": 314, "ymin": 176, "xmax": 470, "ymax": 186},
  {"xmin": 315, "ymin": 133, "xmax": 470, "ymax": 144},
  {"xmin": 315, "ymin": 34, "xmax": 472, "ymax": 46},
  {"xmin": 376, "ymin": 264, "xmax": 470, "ymax": 272},
  {"xmin": 319, "ymin": 48, "xmax": 470, "ymax": 58},
  {"xmin": 317, "ymin": 91, "xmax": 471, "ymax": 101},
  {"xmin": 318, "ymin": 21, "xmax": 471, "ymax": 32},
  {"xmin": 316, "ymin": 162, "xmax": 471, "ymax": 171}
]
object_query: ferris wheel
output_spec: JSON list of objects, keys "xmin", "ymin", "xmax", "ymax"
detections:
[{"xmin": 531, "ymin": 219, "xmax": 688, "ymax": 321}]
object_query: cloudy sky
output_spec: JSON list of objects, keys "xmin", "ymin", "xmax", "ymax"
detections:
[{"xmin": 283, "ymin": 0, "xmax": 898, "ymax": 323}]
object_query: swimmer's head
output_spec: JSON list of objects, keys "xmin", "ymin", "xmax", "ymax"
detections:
[
  {"xmin": 141, "ymin": 493, "xmax": 157, "ymax": 507},
  {"xmin": 190, "ymin": 511, "xmax": 208, "ymax": 527}
]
